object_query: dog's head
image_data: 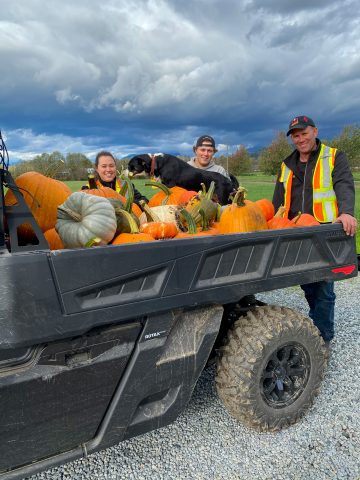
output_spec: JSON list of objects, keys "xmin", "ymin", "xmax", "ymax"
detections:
[{"xmin": 127, "ymin": 155, "xmax": 151, "ymax": 177}]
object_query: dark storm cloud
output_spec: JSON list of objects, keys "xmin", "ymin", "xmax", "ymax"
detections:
[{"xmin": 0, "ymin": 0, "xmax": 359, "ymax": 161}]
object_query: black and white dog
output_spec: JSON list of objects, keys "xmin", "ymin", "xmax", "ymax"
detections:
[{"xmin": 128, "ymin": 153, "xmax": 238, "ymax": 205}]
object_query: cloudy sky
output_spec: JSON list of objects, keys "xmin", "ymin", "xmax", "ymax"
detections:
[{"xmin": 1, "ymin": 0, "xmax": 359, "ymax": 162}]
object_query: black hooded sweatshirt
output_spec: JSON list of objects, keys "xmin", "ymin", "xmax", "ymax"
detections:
[{"xmin": 272, "ymin": 139, "xmax": 355, "ymax": 221}]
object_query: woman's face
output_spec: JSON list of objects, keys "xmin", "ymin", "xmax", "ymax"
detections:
[{"xmin": 96, "ymin": 155, "xmax": 117, "ymax": 182}]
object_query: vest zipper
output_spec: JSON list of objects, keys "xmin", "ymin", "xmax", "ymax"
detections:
[{"xmin": 301, "ymin": 161, "xmax": 308, "ymax": 213}]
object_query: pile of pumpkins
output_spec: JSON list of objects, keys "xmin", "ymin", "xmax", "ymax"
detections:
[{"xmin": 4, "ymin": 171, "xmax": 320, "ymax": 250}]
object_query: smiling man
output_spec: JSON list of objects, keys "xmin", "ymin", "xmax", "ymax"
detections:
[
  {"xmin": 188, "ymin": 135, "xmax": 230, "ymax": 178},
  {"xmin": 272, "ymin": 115, "xmax": 357, "ymax": 346}
]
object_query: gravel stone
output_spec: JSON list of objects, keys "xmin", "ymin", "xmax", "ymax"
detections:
[{"xmin": 27, "ymin": 276, "xmax": 360, "ymax": 480}]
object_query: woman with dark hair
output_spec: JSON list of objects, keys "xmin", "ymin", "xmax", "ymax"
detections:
[{"xmin": 85, "ymin": 150, "xmax": 148, "ymax": 205}]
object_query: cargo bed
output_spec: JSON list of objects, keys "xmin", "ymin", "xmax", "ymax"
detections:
[{"xmin": 0, "ymin": 166, "xmax": 358, "ymax": 479}]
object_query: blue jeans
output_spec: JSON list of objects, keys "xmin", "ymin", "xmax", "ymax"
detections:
[{"xmin": 300, "ymin": 281, "xmax": 335, "ymax": 342}]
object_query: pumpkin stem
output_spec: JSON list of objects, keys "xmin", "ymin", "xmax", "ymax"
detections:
[
  {"xmin": 119, "ymin": 177, "xmax": 134, "ymax": 212},
  {"xmin": 179, "ymin": 208, "xmax": 198, "ymax": 234},
  {"xmin": 107, "ymin": 200, "xmax": 140, "ymax": 234},
  {"xmin": 87, "ymin": 174, "xmax": 98, "ymax": 189},
  {"xmin": 57, "ymin": 205, "xmax": 82, "ymax": 222},
  {"xmin": 114, "ymin": 209, "xmax": 140, "ymax": 234},
  {"xmin": 292, "ymin": 211, "xmax": 302, "ymax": 224},
  {"xmin": 85, "ymin": 237, "xmax": 104, "ymax": 247},
  {"xmin": 184, "ymin": 181, "xmax": 218, "ymax": 226},
  {"xmin": 199, "ymin": 208, "xmax": 210, "ymax": 231},
  {"xmin": 119, "ymin": 182, "xmax": 127, "ymax": 196},
  {"xmin": 139, "ymin": 200, "xmax": 161, "ymax": 222},
  {"xmin": 107, "ymin": 198, "xmax": 139, "ymax": 226},
  {"xmin": 216, "ymin": 203, "xmax": 222, "ymax": 222},
  {"xmin": 204, "ymin": 181, "xmax": 216, "ymax": 200},
  {"xmin": 145, "ymin": 181, "xmax": 172, "ymax": 206},
  {"xmin": 274, "ymin": 205, "xmax": 287, "ymax": 218},
  {"xmin": 231, "ymin": 187, "xmax": 247, "ymax": 207}
]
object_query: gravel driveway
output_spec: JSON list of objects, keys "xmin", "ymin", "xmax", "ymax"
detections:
[{"xmin": 29, "ymin": 275, "xmax": 360, "ymax": 480}]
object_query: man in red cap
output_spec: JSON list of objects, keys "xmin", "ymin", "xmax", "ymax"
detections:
[{"xmin": 273, "ymin": 115, "xmax": 357, "ymax": 345}]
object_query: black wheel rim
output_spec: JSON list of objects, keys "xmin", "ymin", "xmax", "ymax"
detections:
[{"xmin": 260, "ymin": 342, "xmax": 310, "ymax": 408}]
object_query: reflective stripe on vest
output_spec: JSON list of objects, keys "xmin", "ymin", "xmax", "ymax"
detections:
[
  {"xmin": 312, "ymin": 145, "xmax": 338, "ymax": 222},
  {"xmin": 280, "ymin": 163, "xmax": 293, "ymax": 217},
  {"xmin": 115, "ymin": 178, "xmax": 122, "ymax": 193},
  {"xmin": 280, "ymin": 144, "xmax": 338, "ymax": 223}
]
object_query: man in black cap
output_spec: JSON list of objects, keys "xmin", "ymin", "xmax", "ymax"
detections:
[
  {"xmin": 188, "ymin": 135, "xmax": 230, "ymax": 179},
  {"xmin": 273, "ymin": 115, "xmax": 357, "ymax": 345}
]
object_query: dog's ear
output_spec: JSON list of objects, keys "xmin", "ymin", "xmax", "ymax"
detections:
[
  {"xmin": 133, "ymin": 154, "xmax": 150, "ymax": 165},
  {"xmin": 131, "ymin": 155, "xmax": 144, "ymax": 164}
]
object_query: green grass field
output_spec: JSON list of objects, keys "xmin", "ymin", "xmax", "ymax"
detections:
[{"xmin": 66, "ymin": 174, "xmax": 360, "ymax": 252}]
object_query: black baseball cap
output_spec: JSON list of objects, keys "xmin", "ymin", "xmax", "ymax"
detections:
[
  {"xmin": 286, "ymin": 116, "xmax": 316, "ymax": 136},
  {"xmin": 194, "ymin": 135, "xmax": 217, "ymax": 150}
]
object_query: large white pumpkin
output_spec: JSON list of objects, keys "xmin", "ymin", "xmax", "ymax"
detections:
[{"xmin": 56, "ymin": 192, "xmax": 117, "ymax": 248}]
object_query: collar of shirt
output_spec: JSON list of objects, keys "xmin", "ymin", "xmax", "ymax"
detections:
[{"xmin": 190, "ymin": 157, "xmax": 216, "ymax": 169}]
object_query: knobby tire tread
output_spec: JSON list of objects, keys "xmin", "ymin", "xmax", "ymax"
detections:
[{"xmin": 215, "ymin": 305, "xmax": 327, "ymax": 432}]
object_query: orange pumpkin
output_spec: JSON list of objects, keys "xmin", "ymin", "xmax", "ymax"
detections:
[
  {"xmin": 44, "ymin": 228, "xmax": 64, "ymax": 250},
  {"xmin": 112, "ymin": 232, "xmax": 155, "ymax": 244},
  {"xmin": 5, "ymin": 171, "xmax": 72, "ymax": 240},
  {"xmin": 255, "ymin": 198, "xmax": 275, "ymax": 221},
  {"xmin": 175, "ymin": 231, "xmax": 202, "ymax": 239},
  {"xmin": 267, "ymin": 206, "xmax": 294, "ymax": 229},
  {"xmin": 292, "ymin": 212, "xmax": 320, "ymax": 227},
  {"xmin": 147, "ymin": 181, "xmax": 188, "ymax": 207},
  {"xmin": 178, "ymin": 189, "xmax": 198, "ymax": 206},
  {"xmin": 175, "ymin": 228, "xmax": 218, "ymax": 239},
  {"xmin": 197, "ymin": 226, "xmax": 219, "ymax": 236},
  {"xmin": 218, "ymin": 187, "xmax": 268, "ymax": 234},
  {"xmin": 207, "ymin": 221, "xmax": 220, "ymax": 235},
  {"xmin": 140, "ymin": 222, "xmax": 178, "ymax": 239}
]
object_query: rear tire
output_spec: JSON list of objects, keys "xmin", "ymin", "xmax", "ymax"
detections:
[{"xmin": 215, "ymin": 305, "xmax": 327, "ymax": 432}]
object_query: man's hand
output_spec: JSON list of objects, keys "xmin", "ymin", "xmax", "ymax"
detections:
[{"xmin": 333, "ymin": 213, "xmax": 358, "ymax": 236}]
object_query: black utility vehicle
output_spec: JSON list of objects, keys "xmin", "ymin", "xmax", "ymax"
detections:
[{"xmin": 0, "ymin": 134, "xmax": 357, "ymax": 479}]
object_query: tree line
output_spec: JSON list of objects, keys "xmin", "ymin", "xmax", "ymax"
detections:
[{"xmin": 9, "ymin": 125, "xmax": 360, "ymax": 180}]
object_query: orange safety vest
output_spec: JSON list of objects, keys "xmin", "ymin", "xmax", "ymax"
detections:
[
  {"xmin": 280, "ymin": 144, "xmax": 338, "ymax": 222},
  {"xmin": 87, "ymin": 178, "xmax": 123, "ymax": 193},
  {"xmin": 96, "ymin": 178, "xmax": 123, "ymax": 193}
]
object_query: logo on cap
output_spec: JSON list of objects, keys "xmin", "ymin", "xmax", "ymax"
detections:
[{"xmin": 287, "ymin": 115, "xmax": 316, "ymax": 136}]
